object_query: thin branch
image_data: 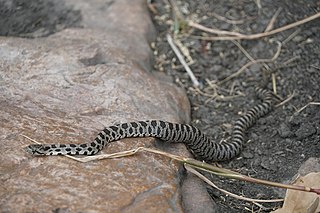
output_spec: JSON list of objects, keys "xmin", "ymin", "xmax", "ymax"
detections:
[
  {"xmin": 272, "ymin": 73, "xmax": 277, "ymax": 95},
  {"xmin": 23, "ymin": 137, "xmax": 320, "ymax": 195},
  {"xmin": 218, "ymin": 41, "xmax": 282, "ymax": 85},
  {"xmin": 231, "ymin": 40, "xmax": 255, "ymax": 62},
  {"xmin": 167, "ymin": 34, "xmax": 200, "ymax": 87},
  {"xmin": 282, "ymin": 29, "xmax": 301, "ymax": 45},
  {"xmin": 275, "ymin": 91, "xmax": 295, "ymax": 108},
  {"xmin": 185, "ymin": 158, "xmax": 320, "ymax": 195},
  {"xmin": 189, "ymin": 12, "xmax": 320, "ymax": 40},
  {"xmin": 21, "ymin": 134, "xmax": 41, "ymax": 144},
  {"xmin": 185, "ymin": 164, "xmax": 284, "ymax": 203},
  {"xmin": 209, "ymin": 11, "xmax": 244, "ymax": 25},
  {"xmin": 188, "ymin": 20, "xmax": 246, "ymax": 37},
  {"xmin": 289, "ymin": 101, "xmax": 320, "ymax": 122},
  {"xmin": 264, "ymin": 8, "xmax": 282, "ymax": 32}
]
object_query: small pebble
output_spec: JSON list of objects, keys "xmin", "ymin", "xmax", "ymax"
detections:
[
  {"xmin": 242, "ymin": 151, "xmax": 254, "ymax": 159},
  {"xmin": 278, "ymin": 123, "xmax": 293, "ymax": 138}
]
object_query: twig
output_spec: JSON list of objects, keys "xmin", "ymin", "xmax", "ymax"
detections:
[
  {"xmin": 189, "ymin": 12, "xmax": 320, "ymax": 40},
  {"xmin": 174, "ymin": 38, "xmax": 194, "ymax": 63},
  {"xmin": 21, "ymin": 134, "xmax": 41, "ymax": 144},
  {"xmin": 295, "ymin": 102, "xmax": 320, "ymax": 114},
  {"xmin": 290, "ymin": 102, "xmax": 320, "ymax": 122},
  {"xmin": 64, "ymin": 147, "xmax": 145, "ymax": 162},
  {"xmin": 188, "ymin": 20, "xmax": 246, "ymax": 37},
  {"xmin": 282, "ymin": 29, "xmax": 301, "ymax": 45},
  {"xmin": 209, "ymin": 11, "xmax": 244, "ymax": 24},
  {"xmin": 275, "ymin": 91, "xmax": 295, "ymax": 108},
  {"xmin": 272, "ymin": 73, "xmax": 277, "ymax": 95},
  {"xmin": 59, "ymin": 146, "xmax": 320, "ymax": 195},
  {"xmin": 283, "ymin": 56, "xmax": 300, "ymax": 65},
  {"xmin": 186, "ymin": 158, "xmax": 320, "ymax": 195},
  {"xmin": 255, "ymin": 0, "xmax": 262, "ymax": 10},
  {"xmin": 310, "ymin": 64, "xmax": 320, "ymax": 70},
  {"xmin": 184, "ymin": 164, "xmax": 284, "ymax": 203},
  {"xmin": 264, "ymin": 8, "xmax": 282, "ymax": 32},
  {"xmin": 231, "ymin": 40, "xmax": 255, "ymax": 62},
  {"xmin": 23, "ymin": 137, "xmax": 320, "ymax": 195},
  {"xmin": 189, "ymin": 86, "xmax": 243, "ymax": 102},
  {"xmin": 218, "ymin": 41, "xmax": 282, "ymax": 85},
  {"xmin": 167, "ymin": 34, "xmax": 200, "ymax": 87}
]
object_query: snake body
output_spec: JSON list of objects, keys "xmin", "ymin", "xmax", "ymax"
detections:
[{"xmin": 26, "ymin": 87, "xmax": 274, "ymax": 162}]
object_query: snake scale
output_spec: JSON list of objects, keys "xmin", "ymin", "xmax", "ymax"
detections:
[{"xmin": 26, "ymin": 87, "xmax": 274, "ymax": 162}]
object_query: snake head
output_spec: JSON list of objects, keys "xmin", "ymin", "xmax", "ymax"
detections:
[{"xmin": 24, "ymin": 144, "xmax": 47, "ymax": 156}]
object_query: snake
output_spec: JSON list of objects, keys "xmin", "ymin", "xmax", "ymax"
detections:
[{"xmin": 25, "ymin": 87, "xmax": 274, "ymax": 162}]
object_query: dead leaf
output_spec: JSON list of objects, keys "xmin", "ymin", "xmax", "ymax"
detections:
[{"xmin": 272, "ymin": 172, "xmax": 320, "ymax": 213}]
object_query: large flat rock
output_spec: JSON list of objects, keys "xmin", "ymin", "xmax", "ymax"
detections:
[{"xmin": 0, "ymin": 0, "xmax": 191, "ymax": 212}]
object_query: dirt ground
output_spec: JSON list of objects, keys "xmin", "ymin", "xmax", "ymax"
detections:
[
  {"xmin": 151, "ymin": 0, "xmax": 320, "ymax": 212},
  {"xmin": 0, "ymin": 0, "xmax": 81, "ymax": 37}
]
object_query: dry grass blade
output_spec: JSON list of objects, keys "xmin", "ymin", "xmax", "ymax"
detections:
[
  {"xmin": 218, "ymin": 41, "xmax": 282, "ymax": 85},
  {"xmin": 209, "ymin": 11, "xmax": 244, "ymax": 24},
  {"xmin": 167, "ymin": 34, "xmax": 200, "ymax": 87},
  {"xmin": 21, "ymin": 134, "xmax": 41, "ymax": 144},
  {"xmin": 190, "ymin": 12, "xmax": 320, "ymax": 40},
  {"xmin": 272, "ymin": 73, "xmax": 277, "ymax": 94},
  {"xmin": 188, "ymin": 20, "xmax": 246, "ymax": 37},
  {"xmin": 275, "ymin": 91, "xmax": 295, "ymax": 108},
  {"xmin": 185, "ymin": 164, "xmax": 284, "ymax": 203},
  {"xmin": 232, "ymin": 40, "xmax": 255, "ymax": 61},
  {"xmin": 64, "ymin": 148, "xmax": 144, "ymax": 162},
  {"xmin": 22, "ymin": 137, "xmax": 320, "ymax": 195},
  {"xmin": 290, "ymin": 102, "xmax": 320, "ymax": 121},
  {"xmin": 265, "ymin": 7, "xmax": 282, "ymax": 32}
]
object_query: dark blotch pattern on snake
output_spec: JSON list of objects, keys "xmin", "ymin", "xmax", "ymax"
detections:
[{"xmin": 25, "ymin": 87, "xmax": 274, "ymax": 162}]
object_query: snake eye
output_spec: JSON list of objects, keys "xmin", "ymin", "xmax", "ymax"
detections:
[{"xmin": 24, "ymin": 144, "xmax": 44, "ymax": 155}]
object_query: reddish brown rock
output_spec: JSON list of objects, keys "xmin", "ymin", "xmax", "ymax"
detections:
[{"xmin": 0, "ymin": 0, "xmax": 191, "ymax": 212}]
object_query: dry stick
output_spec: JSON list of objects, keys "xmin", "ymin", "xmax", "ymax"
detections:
[
  {"xmin": 232, "ymin": 40, "xmax": 279, "ymax": 95},
  {"xmin": 290, "ymin": 102, "xmax": 320, "ymax": 122},
  {"xmin": 282, "ymin": 29, "xmax": 301, "ymax": 45},
  {"xmin": 184, "ymin": 164, "xmax": 284, "ymax": 203},
  {"xmin": 60, "ymin": 146, "xmax": 320, "ymax": 195},
  {"xmin": 209, "ymin": 11, "xmax": 244, "ymax": 24},
  {"xmin": 64, "ymin": 147, "xmax": 145, "ymax": 163},
  {"xmin": 22, "ymin": 134, "xmax": 320, "ymax": 196},
  {"xmin": 232, "ymin": 40, "xmax": 271, "ymax": 86},
  {"xmin": 184, "ymin": 158, "xmax": 320, "ymax": 195},
  {"xmin": 231, "ymin": 40, "xmax": 255, "ymax": 62},
  {"xmin": 310, "ymin": 64, "xmax": 320, "ymax": 70},
  {"xmin": 255, "ymin": 0, "xmax": 262, "ymax": 10},
  {"xmin": 218, "ymin": 41, "xmax": 282, "ymax": 85},
  {"xmin": 275, "ymin": 91, "xmax": 295, "ymax": 108},
  {"xmin": 272, "ymin": 73, "xmax": 277, "ymax": 94},
  {"xmin": 232, "ymin": 39, "xmax": 279, "ymax": 95},
  {"xmin": 189, "ymin": 12, "xmax": 320, "ymax": 40},
  {"xmin": 174, "ymin": 39, "xmax": 194, "ymax": 64},
  {"xmin": 264, "ymin": 7, "xmax": 282, "ymax": 32},
  {"xmin": 21, "ymin": 134, "xmax": 41, "ymax": 144},
  {"xmin": 167, "ymin": 34, "xmax": 200, "ymax": 87},
  {"xmin": 265, "ymin": 8, "xmax": 282, "ymax": 95},
  {"xmin": 188, "ymin": 20, "xmax": 246, "ymax": 37},
  {"xmin": 295, "ymin": 102, "xmax": 320, "ymax": 114},
  {"xmin": 168, "ymin": 0, "xmax": 183, "ymax": 20}
]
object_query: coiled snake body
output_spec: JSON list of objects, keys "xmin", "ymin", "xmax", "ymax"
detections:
[{"xmin": 26, "ymin": 87, "xmax": 274, "ymax": 162}]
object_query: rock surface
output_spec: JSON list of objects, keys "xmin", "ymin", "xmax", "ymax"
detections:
[{"xmin": 0, "ymin": 0, "xmax": 195, "ymax": 212}]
